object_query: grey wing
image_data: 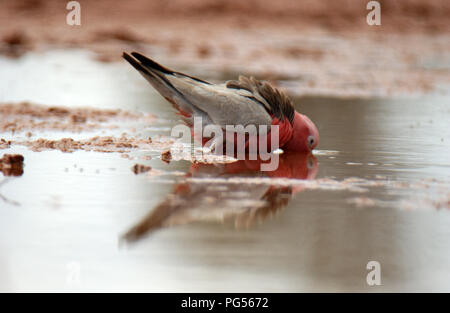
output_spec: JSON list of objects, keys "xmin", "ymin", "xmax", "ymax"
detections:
[
  {"xmin": 123, "ymin": 52, "xmax": 272, "ymax": 130},
  {"xmin": 166, "ymin": 75, "xmax": 272, "ymax": 130}
]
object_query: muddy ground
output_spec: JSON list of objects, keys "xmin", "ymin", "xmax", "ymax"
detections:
[{"xmin": 1, "ymin": 0, "xmax": 449, "ymax": 97}]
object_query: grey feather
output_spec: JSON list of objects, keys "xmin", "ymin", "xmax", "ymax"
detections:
[
  {"xmin": 123, "ymin": 52, "xmax": 293, "ymax": 134},
  {"xmin": 226, "ymin": 76, "xmax": 295, "ymax": 123}
]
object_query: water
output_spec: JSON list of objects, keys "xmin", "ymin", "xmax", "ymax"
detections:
[{"xmin": 0, "ymin": 51, "xmax": 449, "ymax": 292}]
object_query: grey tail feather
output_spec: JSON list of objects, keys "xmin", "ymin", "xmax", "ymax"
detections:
[
  {"xmin": 126, "ymin": 52, "xmax": 186, "ymax": 93},
  {"xmin": 130, "ymin": 52, "xmax": 175, "ymax": 75},
  {"xmin": 123, "ymin": 52, "xmax": 213, "ymax": 117},
  {"xmin": 122, "ymin": 52, "xmax": 149, "ymax": 75},
  {"xmin": 129, "ymin": 51, "xmax": 212, "ymax": 85},
  {"xmin": 123, "ymin": 52, "xmax": 186, "ymax": 111},
  {"xmin": 123, "ymin": 52, "xmax": 181, "ymax": 95},
  {"xmin": 122, "ymin": 52, "xmax": 163, "ymax": 83}
]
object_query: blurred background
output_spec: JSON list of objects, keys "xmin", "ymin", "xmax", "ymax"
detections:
[{"xmin": 1, "ymin": 0, "xmax": 449, "ymax": 97}]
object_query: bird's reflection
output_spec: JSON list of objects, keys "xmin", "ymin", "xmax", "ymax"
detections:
[{"xmin": 123, "ymin": 153, "xmax": 318, "ymax": 242}]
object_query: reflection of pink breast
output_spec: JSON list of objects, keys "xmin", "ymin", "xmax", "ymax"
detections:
[
  {"xmin": 196, "ymin": 152, "xmax": 318, "ymax": 180},
  {"xmin": 190, "ymin": 153, "xmax": 317, "ymax": 196}
]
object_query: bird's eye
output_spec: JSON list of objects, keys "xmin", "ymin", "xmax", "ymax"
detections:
[{"xmin": 307, "ymin": 135, "xmax": 315, "ymax": 149}]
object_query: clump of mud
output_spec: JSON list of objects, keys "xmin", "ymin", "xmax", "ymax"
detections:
[
  {"xmin": 161, "ymin": 150, "xmax": 172, "ymax": 163},
  {"xmin": 0, "ymin": 153, "xmax": 24, "ymax": 176},
  {"xmin": 20, "ymin": 136, "xmax": 166, "ymax": 153},
  {"xmin": 0, "ymin": 102, "xmax": 155, "ymax": 133},
  {"xmin": 0, "ymin": 139, "xmax": 11, "ymax": 149},
  {"xmin": 132, "ymin": 163, "xmax": 152, "ymax": 175}
]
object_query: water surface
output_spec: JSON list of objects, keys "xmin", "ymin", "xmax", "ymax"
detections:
[{"xmin": 0, "ymin": 51, "xmax": 449, "ymax": 292}]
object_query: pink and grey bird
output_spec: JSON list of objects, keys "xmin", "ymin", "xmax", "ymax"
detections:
[{"xmin": 123, "ymin": 52, "xmax": 319, "ymax": 153}]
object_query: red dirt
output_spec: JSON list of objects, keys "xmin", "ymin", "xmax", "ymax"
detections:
[
  {"xmin": 0, "ymin": 102, "xmax": 155, "ymax": 133},
  {"xmin": 18, "ymin": 136, "xmax": 158, "ymax": 153},
  {"xmin": 0, "ymin": 154, "xmax": 24, "ymax": 176},
  {"xmin": 161, "ymin": 150, "xmax": 172, "ymax": 164},
  {"xmin": 132, "ymin": 164, "xmax": 152, "ymax": 175},
  {"xmin": 0, "ymin": 0, "xmax": 449, "ymax": 97}
]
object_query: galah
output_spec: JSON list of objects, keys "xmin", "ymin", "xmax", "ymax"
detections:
[
  {"xmin": 123, "ymin": 52, "xmax": 319, "ymax": 153},
  {"xmin": 123, "ymin": 152, "xmax": 317, "ymax": 241}
]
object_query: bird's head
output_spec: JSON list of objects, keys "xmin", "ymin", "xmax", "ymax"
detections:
[{"xmin": 283, "ymin": 112, "xmax": 319, "ymax": 152}]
